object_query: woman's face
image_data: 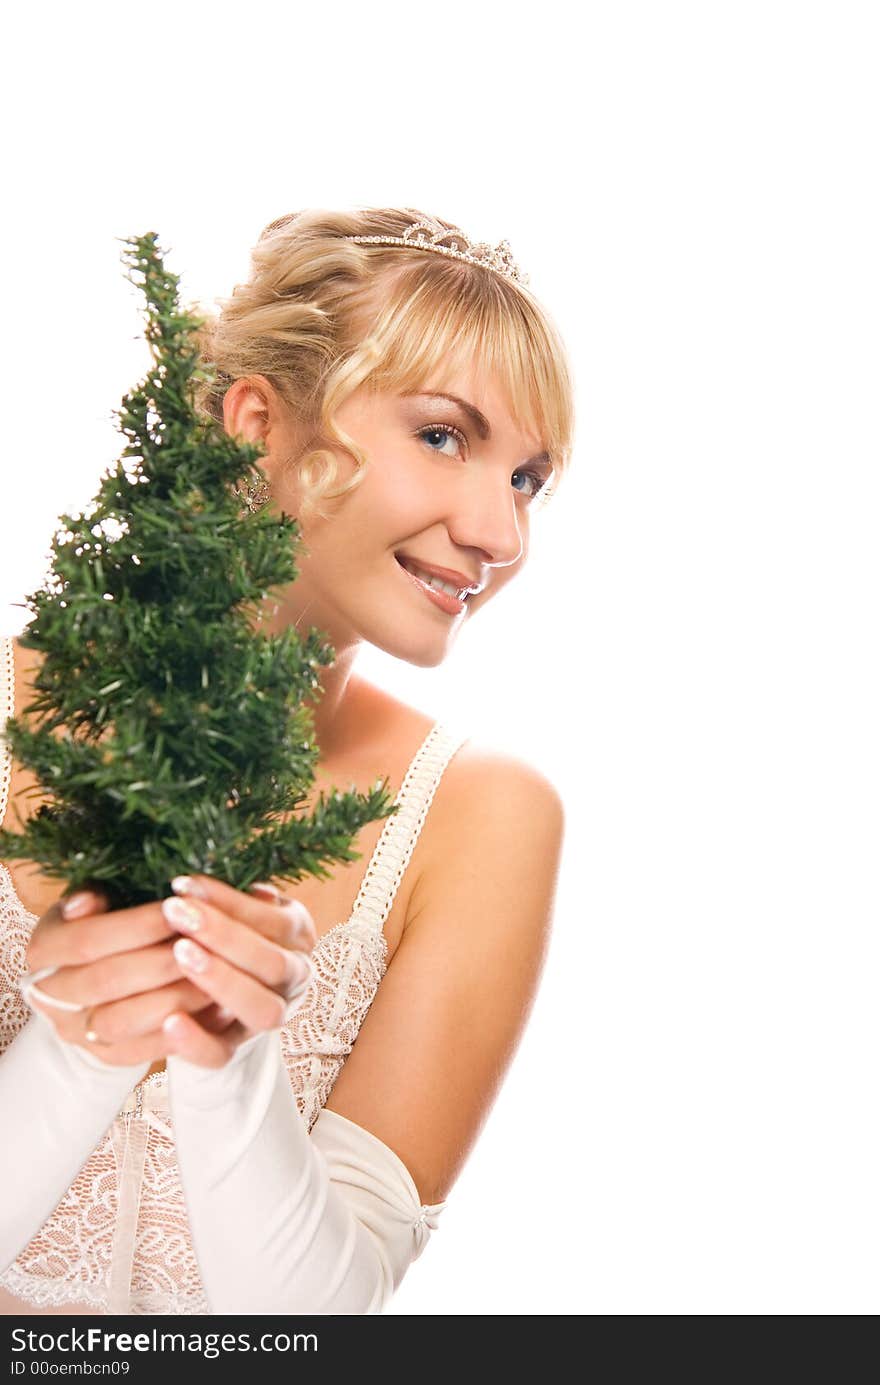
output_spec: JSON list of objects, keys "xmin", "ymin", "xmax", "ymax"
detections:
[{"xmin": 229, "ymin": 367, "xmax": 552, "ymax": 669}]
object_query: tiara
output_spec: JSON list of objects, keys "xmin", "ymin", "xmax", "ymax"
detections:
[{"xmin": 344, "ymin": 216, "xmax": 530, "ymax": 287}]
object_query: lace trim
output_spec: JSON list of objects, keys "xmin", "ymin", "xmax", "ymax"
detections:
[
  {"xmin": 0, "ymin": 635, "xmax": 468, "ymax": 1313},
  {"xmin": 349, "ymin": 721, "xmax": 469, "ymax": 934},
  {"xmin": 0, "ymin": 634, "xmax": 13, "ymax": 826}
]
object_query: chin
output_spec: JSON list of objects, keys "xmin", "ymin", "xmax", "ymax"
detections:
[
  {"xmin": 367, "ymin": 622, "xmax": 461, "ymax": 669},
  {"xmin": 403, "ymin": 645, "xmax": 452, "ymax": 669}
]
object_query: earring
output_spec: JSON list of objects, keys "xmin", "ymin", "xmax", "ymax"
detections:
[{"xmin": 237, "ymin": 478, "xmax": 271, "ymax": 512}]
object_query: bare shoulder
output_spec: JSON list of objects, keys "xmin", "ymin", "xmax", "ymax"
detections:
[
  {"xmin": 406, "ymin": 737, "xmax": 566, "ymax": 938},
  {"xmin": 414, "ymin": 737, "xmax": 565, "ymax": 871},
  {"xmin": 323, "ymin": 735, "xmax": 566, "ymax": 1203},
  {"xmin": 7, "ymin": 632, "xmax": 43, "ymax": 673},
  {"xmin": 441, "ymin": 737, "xmax": 565, "ymax": 809},
  {"xmin": 2, "ymin": 635, "xmax": 46, "ymax": 833},
  {"xmin": 363, "ymin": 682, "xmax": 567, "ymax": 903},
  {"xmin": 6, "ymin": 633, "xmax": 46, "ymax": 717}
]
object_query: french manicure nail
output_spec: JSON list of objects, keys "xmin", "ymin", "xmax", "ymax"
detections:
[
  {"xmin": 171, "ymin": 875, "xmax": 209, "ymax": 899},
  {"xmin": 281, "ymin": 899, "xmax": 311, "ymax": 932},
  {"xmin": 174, "ymin": 937, "xmax": 207, "ymax": 972},
  {"xmin": 62, "ymin": 892, "xmax": 94, "ymax": 919},
  {"xmin": 250, "ymin": 882, "xmax": 281, "ymax": 901},
  {"xmin": 162, "ymin": 897, "xmax": 202, "ymax": 931},
  {"xmin": 289, "ymin": 954, "xmax": 313, "ymax": 987}
]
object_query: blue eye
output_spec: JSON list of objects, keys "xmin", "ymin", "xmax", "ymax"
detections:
[
  {"xmin": 415, "ymin": 424, "xmax": 466, "ymax": 459},
  {"xmin": 513, "ymin": 469, "xmax": 552, "ymax": 501},
  {"xmin": 416, "ymin": 424, "xmax": 551, "ymax": 502}
]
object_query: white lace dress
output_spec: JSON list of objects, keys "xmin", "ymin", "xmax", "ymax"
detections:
[{"xmin": 0, "ymin": 633, "xmax": 468, "ymax": 1314}]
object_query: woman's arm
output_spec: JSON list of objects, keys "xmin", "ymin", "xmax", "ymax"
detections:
[
  {"xmin": 167, "ymin": 752, "xmax": 565, "ymax": 1313},
  {"xmin": 0, "ymin": 1010, "xmax": 149, "ymax": 1273},
  {"xmin": 168, "ymin": 1029, "xmax": 444, "ymax": 1314},
  {"xmin": 0, "ymin": 635, "xmax": 153, "ymax": 1270}
]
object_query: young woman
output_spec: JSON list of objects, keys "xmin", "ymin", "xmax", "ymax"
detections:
[{"xmin": 0, "ymin": 207, "xmax": 575, "ymax": 1315}]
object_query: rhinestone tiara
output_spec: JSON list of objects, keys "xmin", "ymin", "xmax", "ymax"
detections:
[{"xmin": 344, "ymin": 215, "xmax": 530, "ymax": 287}]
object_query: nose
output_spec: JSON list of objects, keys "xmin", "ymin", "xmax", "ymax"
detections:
[{"xmin": 447, "ymin": 475, "xmax": 526, "ymax": 573}]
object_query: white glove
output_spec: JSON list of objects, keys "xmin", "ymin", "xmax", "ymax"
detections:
[
  {"xmin": 167, "ymin": 1028, "xmax": 447, "ymax": 1315},
  {"xmin": 0, "ymin": 1008, "xmax": 149, "ymax": 1275}
]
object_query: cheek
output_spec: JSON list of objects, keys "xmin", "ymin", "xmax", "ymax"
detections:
[
  {"xmin": 319, "ymin": 511, "xmax": 402, "ymax": 588},
  {"xmin": 343, "ymin": 452, "xmax": 414, "ymax": 527}
]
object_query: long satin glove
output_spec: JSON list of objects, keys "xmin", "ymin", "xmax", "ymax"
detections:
[
  {"xmin": 167, "ymin": 1030, "xmax": 447, "ymax": 1315},
  {"xmin": 0, "ymin": 1011, "xmax": 149, "ymax": 1274}
]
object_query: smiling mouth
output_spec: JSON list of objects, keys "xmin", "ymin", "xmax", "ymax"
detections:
[
  {"xmin": 394, "ymin": 554, "xmax": 476, "ymax": 600},
  {"xmin": 394, "ymin": 554, "xmax": 472, "ymax": 613}
]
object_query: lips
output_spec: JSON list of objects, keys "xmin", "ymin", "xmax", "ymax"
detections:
[{"xmin": 394, "ymin": 553, "xmax": 483, "ymax": 595}]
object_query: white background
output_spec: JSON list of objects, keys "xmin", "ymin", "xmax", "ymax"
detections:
[{"xmin": 2, "ymin": 1, "xmax": 878, "ymax": 1314}]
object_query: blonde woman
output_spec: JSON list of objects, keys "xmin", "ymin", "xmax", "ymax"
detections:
[{"xmin": 0, "ymin": 208, "xmax": 575, "ymax": 1315}]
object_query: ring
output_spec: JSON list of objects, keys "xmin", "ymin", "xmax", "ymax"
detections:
[
  {"xmin": 83, "ymin": 1007, "xmax": 112, "ymax": 1046},
  {"xmin": 18, "ymin": 966, "xmax": 88, "ymax": 1015}
]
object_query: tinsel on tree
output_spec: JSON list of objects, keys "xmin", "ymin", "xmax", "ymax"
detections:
[{"xmin": 0, "ymin": 232, "xmax": 397, "ymax": 913}]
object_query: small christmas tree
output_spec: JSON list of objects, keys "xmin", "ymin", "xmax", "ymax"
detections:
[{"xmin": 0, "ymin": 232, "xmax": 397, "ymax": 913}]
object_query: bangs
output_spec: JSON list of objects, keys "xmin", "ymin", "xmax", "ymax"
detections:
[{"xmin": 347, "ymin": 258, "xmax": 575, "ymax": 483}]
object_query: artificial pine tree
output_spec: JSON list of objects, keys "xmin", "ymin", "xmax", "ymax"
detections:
[{"xmin": 0, "ymin": 231, "xmax": 397, "ymax": 913}]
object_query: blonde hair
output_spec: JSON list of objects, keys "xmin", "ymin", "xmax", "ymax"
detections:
[{"xmin": 191, "ymin": 207, "xmax": 576, "ymax": 523}]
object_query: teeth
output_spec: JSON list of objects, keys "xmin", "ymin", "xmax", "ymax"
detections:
[
  {"xmin": 423, "ymin": 573, "xmax": 464, "ymax": 598},
  {"xmin": 400, "ymin": 559, "xmax": 467, "ymax": 600}
]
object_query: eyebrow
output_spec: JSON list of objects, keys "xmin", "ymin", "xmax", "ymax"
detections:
[{"xmin": 403, "ymin": 391, "xmax": 552, "ymax": 468}]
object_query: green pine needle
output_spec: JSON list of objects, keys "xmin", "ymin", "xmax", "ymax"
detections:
[{"xmin": 0, "ymin": 232, "xmax": 398, "ymax": 912}]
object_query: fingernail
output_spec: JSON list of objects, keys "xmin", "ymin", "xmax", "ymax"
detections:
[
  {"xmin": 163, "ymin": 1013, "xmax": 186, "ymax": 1036},
  {"xmin": 171, "ymin": 875, "xmax": 209, "ymax": 900},
  {"xmin": 174, "ymin": 937, "xmax": 208, "ymax": 972},
  {"xmin": 163, "ymin": 897, "xmax": 202, "ymax": 931},
  {"xmin": 290, "ymin": 954, "xmax": 313, "ymax": 986},
  {"xmin": 62, "ymin": 892, "xmax": 94, "ymax": 919},
  {"xmin": 250, "ymin": 882, "xmax": 281, "ymax": 901},
  {"xmin": 281, "ymin": 899, "xmax": 311, "ymax": 932}
]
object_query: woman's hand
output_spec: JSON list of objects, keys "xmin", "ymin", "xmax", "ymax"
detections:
[
  {"xmin": 22, "ymin": 878, "xmax": 316, "ymax": 1070},
  {"xmin": 156, "ymin": 874, "xmax": 317, "ymax": 1067}
]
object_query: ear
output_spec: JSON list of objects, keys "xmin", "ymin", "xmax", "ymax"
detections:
[{"xmin": 223, "ymin": 376, "xmax": 272, "ymax": 448}]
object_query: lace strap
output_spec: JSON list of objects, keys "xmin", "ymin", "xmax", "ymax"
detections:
[
  {"xmin": 0, "ymin": 635, "xmax": 13, "ymax": 825},
  {"xmin": 349, "ymin": 721, "xmax": 470, "ymax": 938}
]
